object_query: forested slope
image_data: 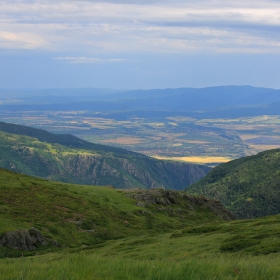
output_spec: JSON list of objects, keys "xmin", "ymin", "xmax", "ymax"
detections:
[{"xmin": 187, "ymin": 149, "xmax": 280, "ymax": 218}]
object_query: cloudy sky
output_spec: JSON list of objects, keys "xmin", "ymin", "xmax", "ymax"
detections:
[{"xmin": 1, "ymin": 0, "xmax": 280, "ymax": 89}]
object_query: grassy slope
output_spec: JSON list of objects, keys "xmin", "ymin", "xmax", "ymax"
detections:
[
  {"xmin": 1, "ymin": 169, "xmax": 280, "ymax": 279},
  {"xmin": 186, "ymin": 148, "xmax": 280, "ymax": 218},
  {"xmin": 2, "ymin": 213, "xmax": 280, "ymax": 279},
  {"xmin": 0, "ymin": 122, "xmax": 210, "ymax": 189},
  {"xmin": 0, "ymin": 168, "xmax": 229, "ymax": 258}
]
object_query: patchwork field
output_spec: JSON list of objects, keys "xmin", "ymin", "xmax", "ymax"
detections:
[
  {"xmin": 102, "ymin": 137, "xmax": 144, "ymax": 145},
  {"xmin": 1, "ymin": 110, "xmax": 280, "ymax": 164}
]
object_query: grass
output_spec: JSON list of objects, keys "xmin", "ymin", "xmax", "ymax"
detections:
[
  {"xmin": 95, "ymin": 214, "xmax": 280, "ymax": 258},
  {"xmin": 0, "ymin": 168, "xmax": 227, "ymax": 257},
  {"xmin": 2, "ymin": 168, "xmax": 280, "ymax": 279},
  {"xmin": 2, "ymin": 235, "xmax": 280, "ymax": 279}
]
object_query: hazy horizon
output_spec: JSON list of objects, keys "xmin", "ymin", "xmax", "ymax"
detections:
[
  {"xmin": 0, "ymin": 85, "xmax": 279, "ymax": 92},
  {"xmin": 1, "ymin": 1, "xmax": 280, "ymax": 89}
]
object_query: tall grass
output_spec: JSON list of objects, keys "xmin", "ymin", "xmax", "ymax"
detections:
[{"xmin": 2, "ymin": 252, "xmax": 280, "ymax": 280}]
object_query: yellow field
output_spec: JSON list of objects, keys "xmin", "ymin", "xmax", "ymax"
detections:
[{"xmin": 153, "ymin": 156, "xmax": 232, "ymax": 164}]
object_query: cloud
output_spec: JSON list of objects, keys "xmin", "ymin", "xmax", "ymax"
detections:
[
  {"xmin": 1, "ymin": 0, "xmax": 280, "ymax": 54},
  {"xmin": 54, "ymin": 56, "xmax": 126, "ymax": 63},
  {"xmin": 0, "ymin": 31, "xmax": 46, "ymax": 49}
]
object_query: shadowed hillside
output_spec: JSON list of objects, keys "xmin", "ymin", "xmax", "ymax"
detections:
[
  {"xmin": 0, "ymin": 121, "xmax": 210, "ymax": 189},
  {"xmin": 187, "ymin": 149, "xmax": 280, "ymax": 218}
]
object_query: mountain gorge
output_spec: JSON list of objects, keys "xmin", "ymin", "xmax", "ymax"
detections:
[{"xmin": 0, "ymin": 121, "xmax": 210, "ymax": 189}]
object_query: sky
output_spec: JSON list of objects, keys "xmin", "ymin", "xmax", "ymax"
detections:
[{"xmin": 0, "ymin": 0, "xmax": 280, "ymax": 89}]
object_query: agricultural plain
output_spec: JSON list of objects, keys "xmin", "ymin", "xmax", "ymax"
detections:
[
  {"xmin": 2, "ymin": 111, "xmax": 280, "ymax": 165},
  {"xmin": 1, "ymin": 86, "xmax": 280, "ymax": 165}
]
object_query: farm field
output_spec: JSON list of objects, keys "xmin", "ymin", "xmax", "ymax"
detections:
[
  {"xmin": 153, "ymin": 155, "xmax": 232, "ymax": 166},
  {"xmin": 1, "ymin": 86, "xmax": 280, "ymax": 164},
  {"xmin": 1, "ymin": 110, "xmax": 280, "ymax": 165}
]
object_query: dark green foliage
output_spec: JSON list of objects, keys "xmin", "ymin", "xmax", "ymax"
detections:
[
  {"xmin": 169, "ymin": 214, "xmax": 280, "ymax": 255},
  {"xmin": 182, "ymin": 224, "xmax": 222, "ymax": 234},
  {"xmin": 0, "ymin": 122, "xmax": 210, "ymax": 190},
  {"xmin": 187, "ymin": 149, "xmax": 280, "ymax": 218},
  {"xmin": 220, "ymin": 235, "xmax": 259, "ymax": 252}
]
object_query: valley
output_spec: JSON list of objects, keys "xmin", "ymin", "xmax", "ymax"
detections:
[
  {"xmin": 2, "ymin": 0, "xmax": 280, "ymax": 277},
  {"xmin": 1, "ymin": 86, "xmax": 280, "ymax": 165},
  {"xmin": 2, "ymin": 109, "xmax": 280, "ymax": 165},
  {"xmin": 1, "ymin": 86, "xmax": 280, "ymax": 279}
]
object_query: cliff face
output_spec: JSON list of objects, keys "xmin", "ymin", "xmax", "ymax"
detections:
[
  {"xmin": 0, "ymin": 124, "xmax": 210, "ymax": 189},
  {"xmin": 57, "ymin": 154, "xmax": 210, "ymax": 189}
]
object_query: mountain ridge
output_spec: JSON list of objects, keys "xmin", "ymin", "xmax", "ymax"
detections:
[
  {"xmin": 1, "ymin": 86, "xmax": 279, "ymax": 113},
  {"xmin": 0, "ymin": 121, "xmax": 210, "ymax": 189}
]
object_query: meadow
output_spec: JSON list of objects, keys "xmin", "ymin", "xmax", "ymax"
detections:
[
  {"xmin": 2, "ymin": 252, "xmax": 280, "ymax": 280},
  {"xmin": 2, "ymin": 168, "xmax": 280, "ymax": 279},
  {"xmin": 2, "ymin": 216, "xmax": 280, "ymax": 279}
]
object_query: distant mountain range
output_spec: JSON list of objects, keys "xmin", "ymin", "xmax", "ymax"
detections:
[
  {"xmin": 0, "ymin": 121, "xmax": 210, "ymax": 189},
  {"xmin": 1, "ymin": 86, "xmax": 279, "ymax": 119},
  {"xmin": 187, "ymin": 148, "xmax": 280, "ymax": 219}
]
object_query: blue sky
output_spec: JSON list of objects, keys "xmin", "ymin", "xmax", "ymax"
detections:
[{"xmin": 1, "ymin": 0, "xmax": 280, "ymax": 89}]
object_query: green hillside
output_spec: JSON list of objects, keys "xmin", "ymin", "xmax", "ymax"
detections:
[
  {"xmin": 3, "ymin": 215, "xmax": 280, "ymax": 279},
  {"xmin": 0, "ymin": 121, "xmax": 210, "ymax": 189},
  {"xmin": 186, "ymin": 148, "xmax": 280, "ymax": 218},
  {"xmin": 0, "ymin": 168, "xmax": 233, "ymax": 257},
  {"xmin": 2, "ymin": 169, "xmax": 280, "ymax": 279}
]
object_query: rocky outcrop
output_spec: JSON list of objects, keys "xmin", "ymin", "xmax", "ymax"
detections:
[
  {"xmin": 0, "ymin": 228, "xmax": 58, "ymax": 251},
  {"xmin": 126, "ymin": 189, "xmax": 235, "ymax": 220}
]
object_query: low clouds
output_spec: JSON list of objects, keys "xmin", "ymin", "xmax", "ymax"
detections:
[
  {"xmin": 54, "ymin": 56, "xmax": 126, "ymax": 63},
  {"xmin": 1, "ymin": 0, "xmax": 280, "ymax": 54}
]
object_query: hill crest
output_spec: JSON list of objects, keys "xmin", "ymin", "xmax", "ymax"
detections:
[{"xmin": 0, "ymin": 121, "xmax": 210, "ymax": 189}]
